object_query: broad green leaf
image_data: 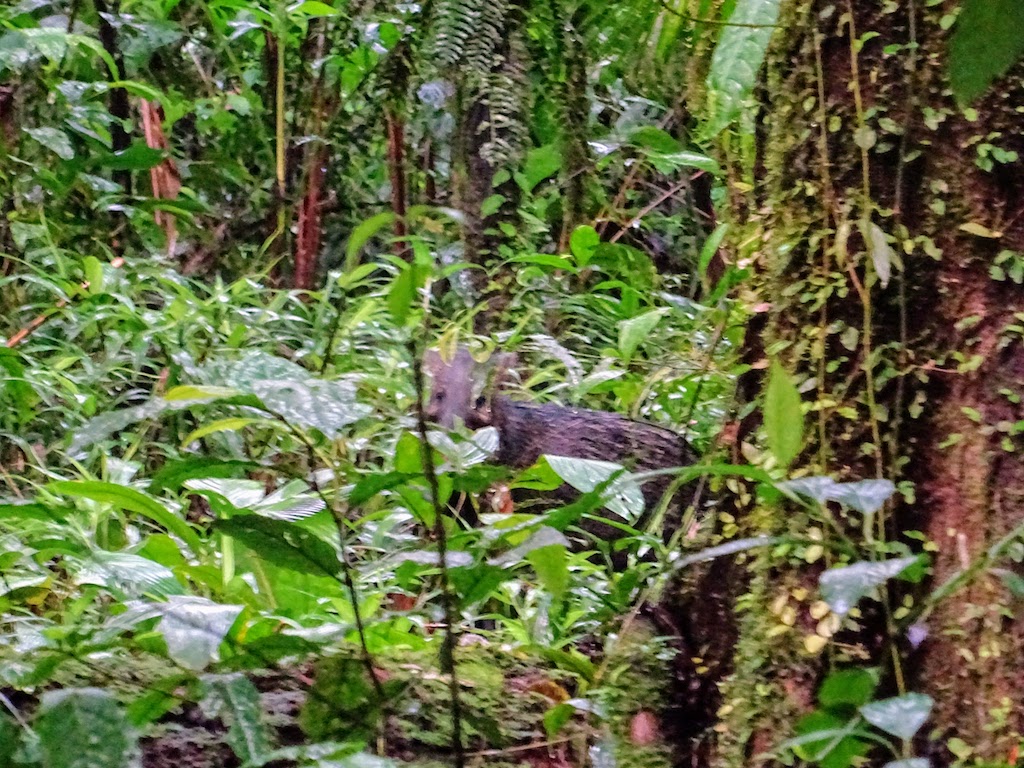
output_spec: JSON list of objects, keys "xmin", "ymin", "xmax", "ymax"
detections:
[
  {"xmin": 645, "ymin": 150, "xmax": 721, "ymax": 175},
  {"xmin": 527, "ymin": 543, "xmax": 569, "ymax": 601},
  {"xmin": 345, "ymin": 212, "xmax": 395, "ymax": 271},
  {"xmin": 36, "ymin": 688, "xmax": 139, "ymax": 768},
  {"xmin": 491, "ymin": 525, "xmax": 570, "ymax": 566},
  {"xmin": 0, "ymin": 502, "xmax": 63, "ymax": 523},
  {"xmin": 83, "ymin": 255, "xmax": 104, "ymax": 294},
  {"xmin": 544, "ymin": 455, "xmax": 646, "ymax": 522},
  {"xmin": 705, "ymin": 0, "xmax": 783, "ymax": 136},
  {"xmin": 148, "ymin": 458, "xmax": 255, "ymax": 494},
  {"xmin": 522, "ymin": 143, "xmax": 561, "ymax": 190},
  {"xmin": 824, "ymin": 479, "xmax": 896, "ymax": 516},
  {"xmin": 387, "ymin": 262, "xmax": 416, "ymax": 325},
  {"xmin": 214, "ymin": 516, "xmax": 341, "ymax": 577},
  {"xmin": 156, "ymin": 596, "xmax": 244, "ymax": 671},
  {"xmin": 628, "ymin": 126, "xmax": 681, "ymax": 153},
  {"xmin": 618, "ymin": 308, "xmax": 669, "ymax": 362},
  {"xmin": 569, "ymin": 225, "xmax": 600, "ymax": 267},
  {"xmin": 127, "ymin": 674, "xmax": 193, "ymax": 727},
  {"xmin": 764, "ymin": 360, "xmax": 803, "ymax": 468},
  {"xmin": 698, "ymin": 223, "xmax": 729, "ymax": 288},
  {"xmin": 47, "ymin": 480, "xmax": 201, "ymax": 553},
  {"xmin": 508, "ymin": 253, "xmax": 579, "ymax": 273},
  {"xmin": 24, "ymin": 126, "xmax": 74, "ymax": 159},
  {"xmin": 288, "ymin": 0, "xmax": 339, "ymax": 17},
  {"xmin": 72, "ymin": 551, "xmax": 184, "ymax": 598},
  {"xmin": 778, "ymin": 477, "xmax": 896, "ymax": 516},
  {"xmin": 861, "ymin": 219, "xmax": 895, "ymax": 288},
  {"xmin": 820, "ymin": 556, "xmax": 918, "ymax": 617},
  {"xmin": 792, "ymin": 710, "xmax": 868, "ymax": 768},
  {"xmin": 818, "ymin": 668, "xmax": 878, "ymax": 708},
  {"xmin": 257, "ymin": 378, "xmax": 370, "ymax": 435},
  {"xmin": 100, "ymin": 142, "xmax": 165, "ymax": 170},
  {"xmin": 347, "ymin": 472, "xmax": 420, "ymax": 507},
  {"xmin": 948, "ymin": 0, "xmax": 1024, "ymax": 106},
  {"xmin": 0, "ymin": 347, "xmax": 36, "ymax": 419},
  {"xmin": 200, "ymin": 674, "xmax": 272, "ymax": 763},
  {"xmin": 859, "ymin": 693, "xmax": 933, "ymax": 741}
]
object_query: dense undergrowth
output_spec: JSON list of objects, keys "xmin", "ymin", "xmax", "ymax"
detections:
[{"xmin": 2, "ymin": 0, "xmax": 1024, "ymax": 766}]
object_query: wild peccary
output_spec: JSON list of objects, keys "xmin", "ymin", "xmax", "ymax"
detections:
[{"xmin": 422, "ymin": 347, "xmax": 700, "ymax": 544}]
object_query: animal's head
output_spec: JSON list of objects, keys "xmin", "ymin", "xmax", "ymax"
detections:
[{"xmin": 422, "ymin": 347, "xmax": 518, "ymax": 429}]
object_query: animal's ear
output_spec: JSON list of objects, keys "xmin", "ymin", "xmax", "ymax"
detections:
[{"xmin": 422, "ymin": 349, "xmax": 443, "ymax": 377}]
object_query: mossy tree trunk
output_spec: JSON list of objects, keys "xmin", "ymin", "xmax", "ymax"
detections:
[{"xmin": 713, "ymin": 0, "xmax": 1024, "ymax": 764}]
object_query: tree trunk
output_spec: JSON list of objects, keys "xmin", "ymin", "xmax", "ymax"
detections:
[{"xmin": 712, "ymin": 0, "xmax": 1024, "ymax": 764}]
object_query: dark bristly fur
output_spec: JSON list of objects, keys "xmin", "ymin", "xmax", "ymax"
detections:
[{"xmin": 423, "ymin": 348, "xmax": 699, "ymax": 540}]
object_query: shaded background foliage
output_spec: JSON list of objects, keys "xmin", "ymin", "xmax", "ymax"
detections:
[{"xmin": 1, "ymin": 0, "xmax": 1023, "ymax": 766}]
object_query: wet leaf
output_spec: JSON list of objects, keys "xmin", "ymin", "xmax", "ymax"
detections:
[
  {"xmin": 705, "ymin": 0, "xmax": 783, "ymax": 136},
  {"xmin": 156, "ymin": 596, "xmax": 244, "ymax": 671},
  {"xmin": 820, "ymin": 556, "xmax": 917, "ymax": 617},
  {"xmin": 860, "ymin": 693, "xmax": 933, "ymax": 741}
]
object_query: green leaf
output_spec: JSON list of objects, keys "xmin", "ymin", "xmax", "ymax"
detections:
[
  {"xmin": 164, "ymin": 385, "xmax": 243, "ymax": 402},
  {"xmin": 200, "ymin": 673, "xmax": 272, "ymax": 763},
  {"xmin": 764, "ymin": 360, "xmax": 803, "ymax": 468},
  {"xmin": 618, "ymin": 308, "xmax": 669, "ymax": 362},
  {"xmin": 182, "ymin": 417, "xmax": 259, "ymax": 445},
  {"xmin": 83, "ymin": 255, "xmax": 104, "ymax": 294},
  {"xmin": 705, "ymin": 0, "xmax": 783, "ymax": 136},
  {"xmin": 698, "ymin": 223, "xmax": 729, "ymax": 289},
  {"xmin": 818, "ymin": 668, "xmax": 879, "ymax": 708},
  {"xmin": 156, "ymin": 596, "xmax": 244, "ymax": 671},
  {"xmin": 127, "ymin": 674, "xmax": 193, "ymax": 727},
  {"xmin": 491, "ymin": 526, "xmax": 570, "ymax": 567},
  {"xmin": 347, "ymin": 471, "xmax": 420, "ymax": 507},
  {"xmin": 881, "ymin": 760, "xmax": 930, "ymax": 768},
  {"xmin": 527, "ymin": 543, "xmax": 569, "ymax": 601},
  {"xmin": 645, "ymin": 150, "xmax": 721, "ymax": 175},
  {"xmin": 522, "ymin": 143, "xmax": 562, "ymax": 190},
  {"xmin": 99, "ymin": 142, "xmax": 165, "ymax": 170},
  {"xmin": 792, "ymin": 710, "xmax": 868, "ymax": 768},
  {"xmin": 72, "ymin": 551, "xmax": 184, "ymax": 598},
  {"xmin": 47, "ymin": 480, "xmax": 201, "ymax": 553},
  {"xmin": 508, "ymin": 253, "xmax": 579, "ymax": 273},
  {"xmin": 948, "ymin": 0, "xmax": 1024, "ymax": 106},
  {"xmin": 859, "ymin": 693, "xmax": 933, "ymax": 741},
  {"xmin": 543, "ymin": 702, "xmax": 575, "ymax": 740},
  {"xmin": 387, "ymin": 262, "xmax": 416, "ymax": 325},
  {"xmin": 36, "ymin": 688, "xmax": 139, "ymax": 768},
  {"xmin": 544, "ymin": 455, "xmax": 646, "ymax": 522},
  {"xmin": 628, "ymin": 126, "xmax": 681, "ymax": 153},
  {"xmin": 820, "ymin": 556, "xmax": 918, "ymax": 617},
  {"xmin": 214, "ymin": 516, "xmax": 341, "ymax": 578},
  {"xmin": 288, "ymin": 0, "xmax": 339, "ymax": 17},
  {"xmin": 148, "ymin": 458, "xmax": 255, "ymax": 494},
  {"xmin": 24, "ymin": 126, "xmax": 74, "ymax": 159},
  {"xmin": 345, "ymin": 212, "xmax": 395, "ymax": 271},
  {"xmin": 860, "ymin": 219, "xmax": 895, "ymax": 288},
  {"xmin": 569, "ymin": 225, "xmax": 600, "ymax": 267},
  {"xmin": 778, "ymin": 477, "xmax": 896, "ymax": 515}
]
